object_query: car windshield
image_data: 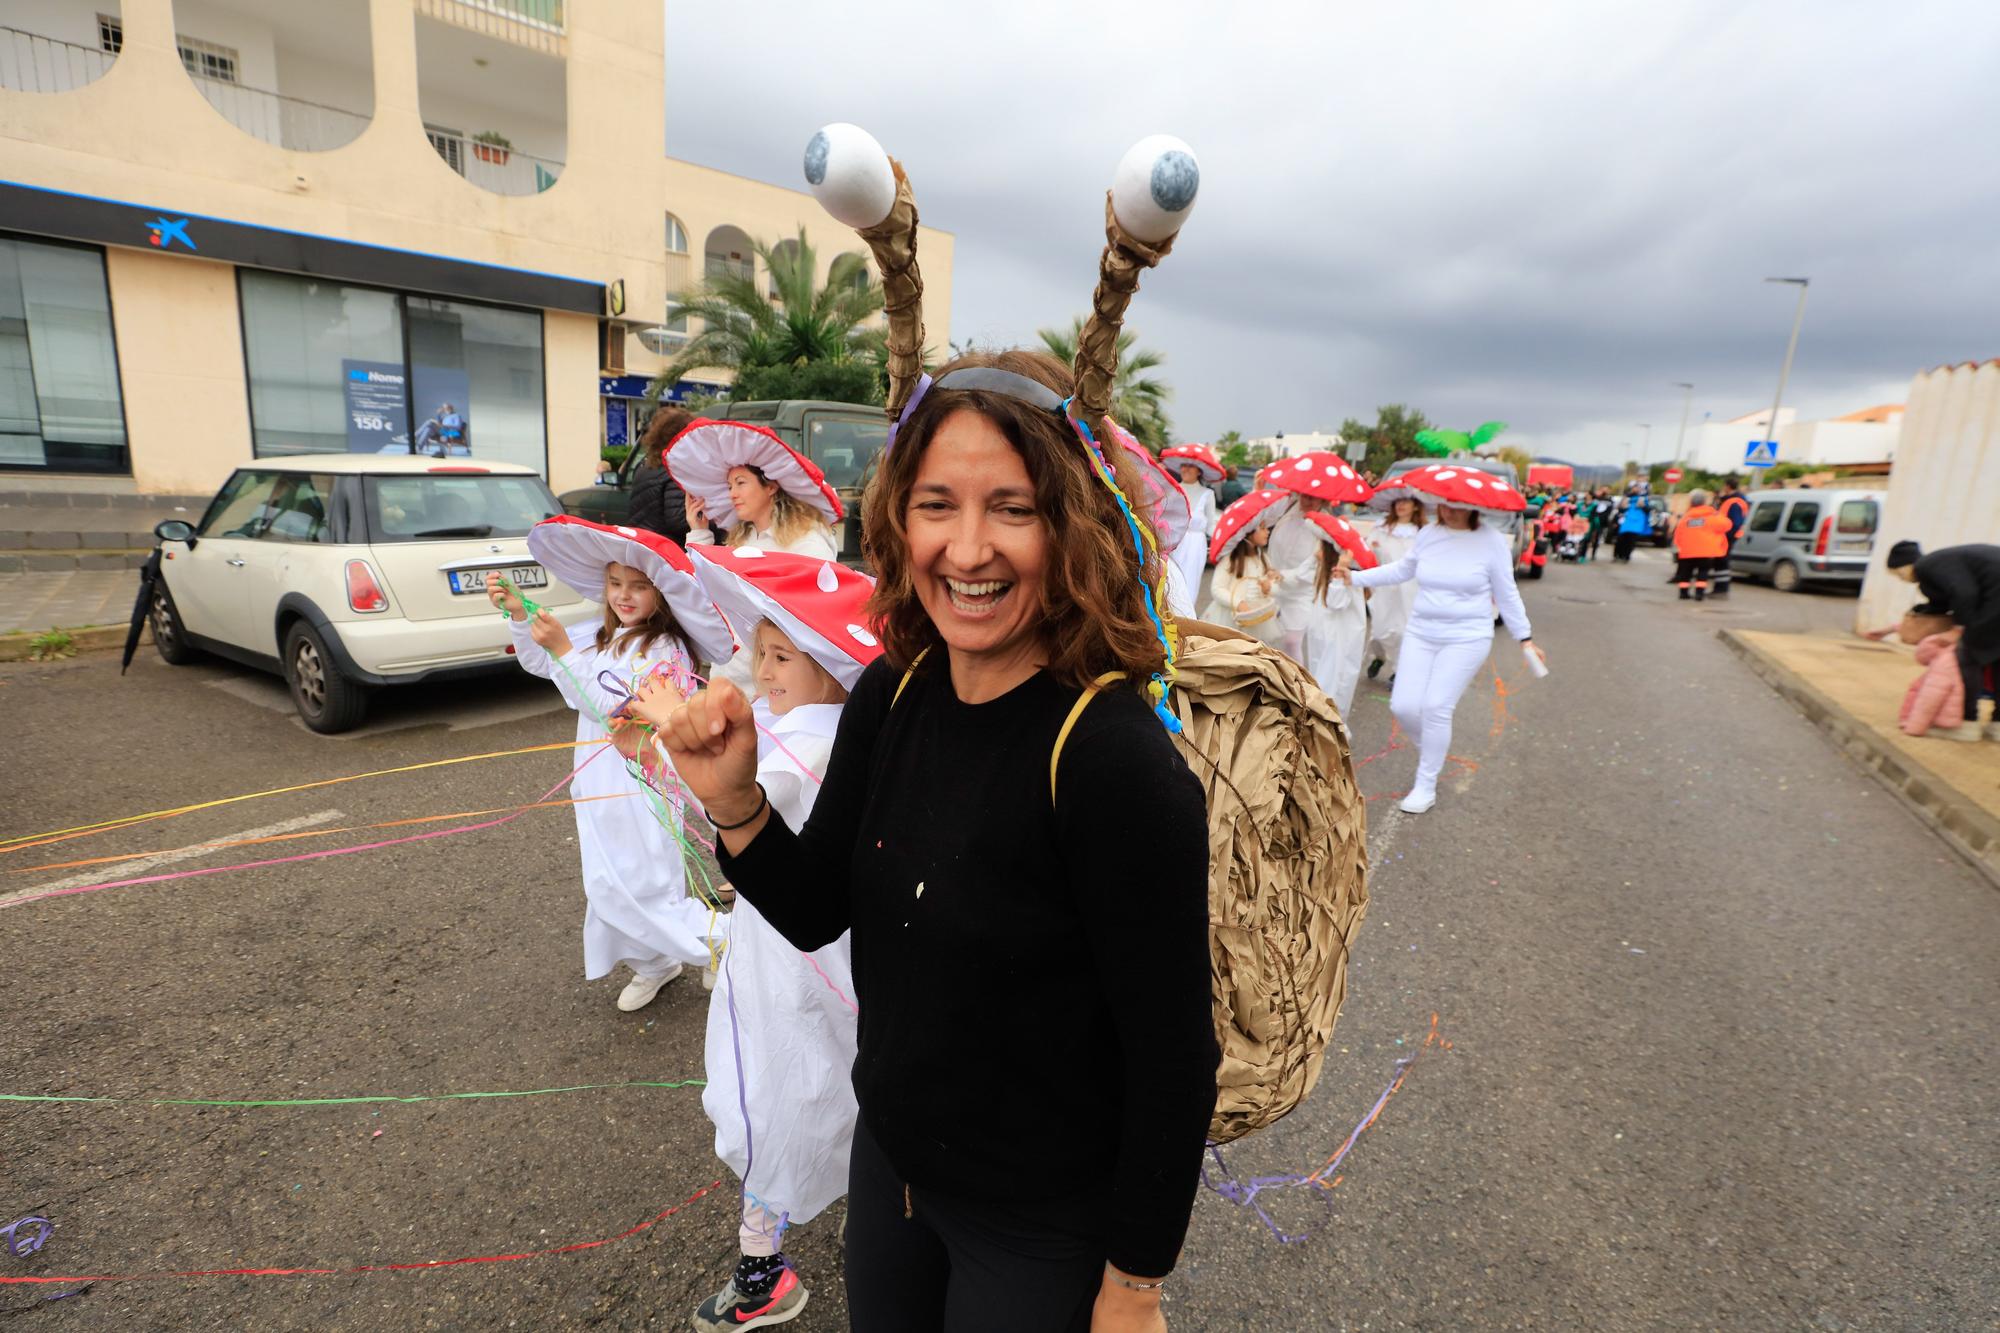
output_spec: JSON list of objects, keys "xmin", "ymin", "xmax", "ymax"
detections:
[{"xmin": 364, "ymin": 474, "xmax": 558, "ymax": 541}]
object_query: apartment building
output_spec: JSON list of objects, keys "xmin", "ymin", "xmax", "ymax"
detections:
[{"xmin": 1, "ymin": 0, "xmax": 954, "ymax": 495}]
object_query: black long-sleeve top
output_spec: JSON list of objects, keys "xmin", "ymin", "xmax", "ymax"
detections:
[
  {"xmin": 1912, "ymin": 544, "xmax": 2000, "ymax": 664},
  {"xmin": 718, "ymin": 655, "xmax": 1219, "ymax": 1277}
]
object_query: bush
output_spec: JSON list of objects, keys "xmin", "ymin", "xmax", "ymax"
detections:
[
  {"xmin": 600, "ymin": 445, "xmax": 633, "ymax": 471},
  {"xmin": 28, "ymin": 628, "xmax": 75, "ymax": 662}
]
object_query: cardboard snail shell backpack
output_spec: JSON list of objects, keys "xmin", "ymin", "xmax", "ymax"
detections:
[{"xmin": 806, "ymin": 123, "xmax": 1369, "ymax": 1145}]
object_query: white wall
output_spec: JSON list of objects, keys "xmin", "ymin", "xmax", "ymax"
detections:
[
  {"xmin": 9, "ymin": 0, "xmax": 109, "ymax": 51},
  {"xmin": 1783, "ymin": 419, "xmax": 1899, "ymax": 466},
  {"xmin": 1684, "ymin": 409, "xmax": 1798, "ymax": 473},
  {"xmin": 1856, "ymin": 360, "xmax": 2000, "ymax": 632},
  {"xmin": 1250, "ymin": 430, "xmax": 1343, "ymax": 459}
]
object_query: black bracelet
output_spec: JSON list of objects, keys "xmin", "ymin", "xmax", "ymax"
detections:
[{"xmin": 709, "ymin": 785, "xmax": 767, "ymax": 832}]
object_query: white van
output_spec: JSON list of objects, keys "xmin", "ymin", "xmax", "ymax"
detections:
[{"xmin": 1728, "ymin": 487, "xmax": 1884, "ymax": 592}]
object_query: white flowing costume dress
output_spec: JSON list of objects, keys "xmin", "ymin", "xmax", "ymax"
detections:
[
  {"xmin": 1302, "ymin": 573, "xmax": 1369, "ymax": 720},
  {"xmin": 509, "ymin": 619, "xmax": 721, "ymax": 979},
  {"xmin": 1366, "ymin": 521, "xmax": 1421, "ymax": 674},
  {"xmin": 1171, "ymin": 483, "xmax": 1217, "ymax": 600},
  {"xmin": 1267, "ymin": 510, "xmax": 1321, "ymax": 645},
  {"xmin": 688, "ymin": 523, "xmax": 841, "ymax": 695},
  {"xmin": 704, "ymin": 699, "xmax": 858, "ymax": 1239},
  {"xmin": 1201, "ymin": 551, "xmax": 1285, "ymax": 647}
]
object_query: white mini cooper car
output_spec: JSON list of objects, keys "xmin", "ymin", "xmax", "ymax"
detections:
[{"xmin": 150, "ymin": 455, "xmax": 592, "ymax": 733}]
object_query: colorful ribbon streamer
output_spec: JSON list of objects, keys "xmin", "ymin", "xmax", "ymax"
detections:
[
  {"xmin": 0, "ymin": 1181, "xmax": 723, "ymax": 1286},
  {"xmin": 0, "ymin": 1080, "xmax": 704, "ymax": 1110}
]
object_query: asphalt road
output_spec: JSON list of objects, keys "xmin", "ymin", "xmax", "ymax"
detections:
[{"xmin": 2, "ymin": 551, "xmax": 1993, "ymax": 1330}]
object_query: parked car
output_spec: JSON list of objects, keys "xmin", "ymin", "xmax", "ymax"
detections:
[
  {"xmin": 149, "ymin": 456, "xmax": 588, "ymax": 733},
  {"xmin": 1727, "ymin": 487, "xmax": 1885, "ymax": 593},
  {"xmin": 559, "ymin": 399, "xmax": 887, "ymax": 562}
]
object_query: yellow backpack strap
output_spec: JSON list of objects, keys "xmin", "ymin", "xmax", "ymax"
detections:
[
  {"xmin": 1051, "ymin": 671, "xmax": 1126, "ymax": 805},
  {"xmin": 892, "ymin": 646, "xmax": 931, "ymax": 709}
]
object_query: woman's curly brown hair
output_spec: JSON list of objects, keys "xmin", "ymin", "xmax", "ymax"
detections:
[{"xmin": 861, "ymin": 349, "xmax": 1171, "ymax": 692}]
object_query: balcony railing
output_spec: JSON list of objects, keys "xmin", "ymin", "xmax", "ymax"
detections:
[
  {"xmin": 190, "ymin": 74, "xmax": 370, "ymax": 152},
  {"xmin": 427, "ymin": 129, "xmax": 563, "ymax": 195},
  {"xmin": 413, "ymin": 0, "xmax": 565, "ymax": 56},
  {"xmin": 0, "ymin": 25, "xmax": 114, "ymax": 92}
]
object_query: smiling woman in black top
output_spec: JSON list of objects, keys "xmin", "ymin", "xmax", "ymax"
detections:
[{"xmin": 652, "ymin": 349, "xmax": 1217, "ymax": 1332}]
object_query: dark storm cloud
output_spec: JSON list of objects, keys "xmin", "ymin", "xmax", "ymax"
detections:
[{"xmin": 664, "ymin": 0, "xmax": 2000, "ymax": 461}]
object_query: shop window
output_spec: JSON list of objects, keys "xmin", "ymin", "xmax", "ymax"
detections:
[
  {"xmin": 0, "ymin": 236, "xmax": 128, "ymax": 474},
  {"xmin": 239, "ymin": 271, "xmax": 547, "ymax": 475}
]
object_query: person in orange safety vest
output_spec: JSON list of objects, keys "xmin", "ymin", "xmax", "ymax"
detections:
[{"xmin": 1672, "ymin": 490, "xmax": 1730, "ymax": 600}]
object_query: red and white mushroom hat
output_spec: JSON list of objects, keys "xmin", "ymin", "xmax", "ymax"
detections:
[
  {"xmin": 1367, "ymin": 462, "xmax": 1525, "ymax": 517},
  {"xmin": 1104, "ymin": 418, "xmax": 1192, "ymax": 551},
  {"xmin": 1260, "ymin": 451, "xmax": 1372, "ymax": 505},
  {"xmin": 664, "ymin": 419, "xmax": 845, "ymax": 529},
  {"xmin": 686, "ymin": 545, "xmax": 883, "ymax": 690},
  {"xmin": 525, "ymin": 516, "xmax": 737, "ymax": 663},
  {"xmin": 1160, "ymin": 443, "xmax": 1225, "ymax": 485},
  {"xmin": 1305, "ymin": 512, "xmax": 1379, "ymax": 570},
  {"xmin": 1208, "ymin": 488, "xmax": 1297, "ymax": 565}
]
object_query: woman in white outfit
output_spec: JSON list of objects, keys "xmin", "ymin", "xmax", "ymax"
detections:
[
  {"xmin": 1343, "ymin": 501, "xmax": 1544, "ymax": 813},
  {"xmin": 1365, "ymin": 495, "xmax": 1423, "ymax": 681},
  {"xmin": 1267, "ymin": 498, "xmax": 1326, "ymax": 661},
  {"xmin": 670, "ymin": 419, "xmax": 844, "ymax": 692},
  {"xmin": 1300, "ymin": 513, "xmax": 1374, "ymax": 722},
  {"xmin": 1161, "ymin": 445, "xmax": 1225, "ymax": 599}
]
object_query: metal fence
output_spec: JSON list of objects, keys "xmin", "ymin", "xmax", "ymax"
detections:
[
  {"xmin": 190, "ymin": 75, "xmax": 371, "ymax": 152},
  {"xmin": 412, "ymin": 0, "xmax": 566, "ymax": 56},
  {"xmin": 427, "ymin": 130, "xmax": 564, "ymax": 195},
  {"xmin": 0, "ymin": 26, "xmax": 114, "ymax": 93}
]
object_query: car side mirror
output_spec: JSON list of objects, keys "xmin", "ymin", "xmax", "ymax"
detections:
[{"xmin": 155, "ymin": 519, "xmax": 196, "ymax": 546}]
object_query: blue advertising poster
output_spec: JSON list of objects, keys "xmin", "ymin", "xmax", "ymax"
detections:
[
  {"xmin": 342, "ymin": 360, "xmax": 410, "ymax": 453},
  {"xmin": 605, "ymin": 398, "xmax": 630, "ymax": 449},
  {"xmin": 409, "ymin": 366, "xmax": 474, "ymax": 457}
]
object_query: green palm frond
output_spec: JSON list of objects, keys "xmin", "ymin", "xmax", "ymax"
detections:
[
  {"xmin": 1414, "ymin": 429, "xmax": 1468, "ymax": 456},
  {"xmin": 1469, "ymin": 420, "xmax": 1509, "ymax": 447}
]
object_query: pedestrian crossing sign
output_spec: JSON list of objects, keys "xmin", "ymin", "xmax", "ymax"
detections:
[{"xmin": 1744, "ymin": 439, "xmax": 1779, "ymax": 468}]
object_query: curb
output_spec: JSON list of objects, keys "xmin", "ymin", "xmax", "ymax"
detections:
[
  {"xmin": 0, "ymin": 623, "xmax": 136, "ymax": 663},
  {"xmin": 1720, "ymin": 629, "xmax": 2000, "ymax": 892}
]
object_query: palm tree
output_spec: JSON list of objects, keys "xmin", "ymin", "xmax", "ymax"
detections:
[
  {"xmin": 1036, "ymin": 318, "xmax": 1174, "ymax": 449},
  {"xmin": 650, "ymin": 228, "xmax": 884, "ymax": 399}
]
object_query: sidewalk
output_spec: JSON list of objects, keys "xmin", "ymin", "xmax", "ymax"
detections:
[
  {"xmin": 1723, "ymin": 629, "xmax": 2000, "ymax": 888},
  {"xmin": 0, "ymin": 569, "xmax": 139, "ymax": 636}
]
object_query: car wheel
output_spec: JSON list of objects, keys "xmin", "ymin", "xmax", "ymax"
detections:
[
  {"xmin": 149, "ymin": 581, "xmax": 203, "ymax": 666},
  {"xmin": 283, "ymin": 620, "xmax": 367, "ymax": 733},
  {"xmin": 1770, "ymin": 559, "xmax": 1803, "ymax": 594}
]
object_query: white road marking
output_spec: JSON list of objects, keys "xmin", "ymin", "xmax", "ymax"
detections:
[{"xmin": 4, "ymin": 808, "xmax": 346, "ymax": 904}]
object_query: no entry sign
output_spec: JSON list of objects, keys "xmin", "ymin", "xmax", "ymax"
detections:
[{"xmin": 1664, "ymin": 467, "xmax": 1683, "ymax": 483}]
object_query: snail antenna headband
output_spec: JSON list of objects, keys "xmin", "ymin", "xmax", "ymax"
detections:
[{"xmin": 803, "ymin": 124, "xmax": 927, "ymax": 427}]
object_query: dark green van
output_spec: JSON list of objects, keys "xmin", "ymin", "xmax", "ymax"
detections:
[{"xmin": 558, "ymin": 399, "xmax": 888, "ymax": 561}]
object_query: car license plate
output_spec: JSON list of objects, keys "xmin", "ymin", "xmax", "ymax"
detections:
[{"xmin": 449, "ymin": 565, "xmax": 547, "ymax": 595}]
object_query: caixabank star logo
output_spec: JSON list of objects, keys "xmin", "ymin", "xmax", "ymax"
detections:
[{"xmin": 144, "ymin": 216, "xmax": 196, "ymax": 251}]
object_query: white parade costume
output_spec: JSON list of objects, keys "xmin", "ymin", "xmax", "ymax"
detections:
[
  {"xmin": 1202, "ymin": 551, "xmax": 1284, "ymax": 646},
  {"xmin": 1304, "ymin": 575, "xmax": 1369, "ymax": 720},
  {"xmin": 1352, "ymin": 523, "xmax": 1531, "ymax": 799},
  {"xmin": 1366, "ymin": 520, "xmax": 1421, "ymax": 675},
  {"xmin": 1267, "ymin": 510, "xmax": 1320, "ymax": 640},
  {"xmin": 510, "ymin": 618, "xmax": 721, "ymax": 979},
  {"xmin": 1171, "ymin": 482, "xmax": 1217, "ymax": 598},
  {"xmin": 703, "ymin": 699, "xmax": 859, "ymax": 1233}
]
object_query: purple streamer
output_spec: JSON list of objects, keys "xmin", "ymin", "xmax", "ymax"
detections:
[
  {"xmin": 884, "ymin": 373, "xmax": 933, "ymax": 453},
  {"xmin": 0, "ymin": 1218, "xmax": 49, "ymax": 1260}
]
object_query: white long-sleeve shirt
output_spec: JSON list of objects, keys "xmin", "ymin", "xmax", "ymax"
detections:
[{"xmin": 1352, "ymin": 522, "xmax": 1532, "ymax": 645}]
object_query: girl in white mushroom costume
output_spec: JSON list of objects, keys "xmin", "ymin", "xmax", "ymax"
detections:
[
  {"xmin": 632, "ymin": 544, "xmax": 879, "ymax": 1330},
  {"xmin": 668, "ymin": 418, "xmax": 846, "ymax": 691},
  {"xmin": 1342, "ymin": 463, "xmax": 1546, "ymax": 814},
  {"xmin": 1203, "ymin": 488, "xmax": 1295, "ymax": 645},
  {"xmin": 1300, "ymin": 512, "xmax": 1378, "ymax": 721},
  {"xmin": 488, "ymin": 517, "xmax": 738, "ymax": 1011},
  {"xmin": 1160, "ymin": 444, "xmax": 1223, "ymax": 593}
]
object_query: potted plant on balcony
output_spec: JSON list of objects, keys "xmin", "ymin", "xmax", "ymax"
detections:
[{"xmin": 472, "ymin": 131, "xmax": 513, "ymax": 166}]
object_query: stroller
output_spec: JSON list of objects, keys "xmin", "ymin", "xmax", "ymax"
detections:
[{"xmin": 1556, "ymin": 513, "xmax": 1588, "ymax": 562}]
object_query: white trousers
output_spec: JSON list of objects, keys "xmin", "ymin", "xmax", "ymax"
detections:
[{"xmin": 1388, "ymin": 634, "xmax": 1490, "ymax": 795}]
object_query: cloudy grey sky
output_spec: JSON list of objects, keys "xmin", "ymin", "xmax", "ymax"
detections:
[{"xmin": 663, "ymin": 0, "xmax": 1999, "ymax": 465}]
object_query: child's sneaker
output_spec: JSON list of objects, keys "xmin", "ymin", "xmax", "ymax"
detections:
[
  {"xmin": 616, "ymin": 964, "xmax": 681, "ymax": 1011},
  {"xmin": 693, "ymin": 1264, "xmax": 806, "ymax": 1329}
]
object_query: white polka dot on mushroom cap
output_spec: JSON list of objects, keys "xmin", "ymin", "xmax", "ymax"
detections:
[
  {"xmin": 1436, "ymin": 470, "xmax": 1458, "ymax": 480},
  {"xmin": 615, "ymin": 525, "xmax": 640, "ymax": 538},
  {"xmin": 846, "ymin": 624, "xmax": 877, "ymax": 646},
  {"xmin": 733, "ymin": 546, "xmax": 766, "ymax": 559},
  {"xmin": 816, "ymin": 562, "xmax": 840, "ymax": 593},
  {"xmin": 1466, "ymin": 477, "xmax": 1486, "ymax": 489},
  {"xmin": 1308, "ymin": 478, "xmax": 1322, "ymax": 488}
]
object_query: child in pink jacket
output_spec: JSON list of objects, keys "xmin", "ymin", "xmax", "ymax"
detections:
[{"xmin": 1900, "ymin": 629, "xmax": 1965, "ymax": 737}]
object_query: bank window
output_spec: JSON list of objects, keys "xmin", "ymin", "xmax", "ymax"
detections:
[
  {"xmin": 0, "ymin": 236, "xmax": 128, "ymax": 475},
  {"xmin": 239, "ymin": 271, "xmax": 547, "ymax": 476},
  {"xmin": 1749, "ymin": 502, "xmax": 1782, "ymax": 533},
  {"xmin": 1784, "ymin": 502, "xmax": 1820, "ymax": 535}
]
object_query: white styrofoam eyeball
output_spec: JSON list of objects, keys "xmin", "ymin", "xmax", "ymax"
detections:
[
  {"xmin": 1111, "ymin": 134, "xmax": 1200, "ymax": 243},
  {"xmin": 804, "ymin": 123, "xmax": 897, "ymax": 229}
]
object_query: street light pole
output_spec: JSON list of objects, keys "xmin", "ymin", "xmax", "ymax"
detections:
[
  {"xmin": 1762, "ymin": 277, "xmax": 1810, "ymax": 464},
  {"xmin": 1637, "ymin": 424, "xmax": 1652, "ymax": 482},
  {"xmin": 1671, "ymin": 382, "xmax": 1693, "ymax": 486}
]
